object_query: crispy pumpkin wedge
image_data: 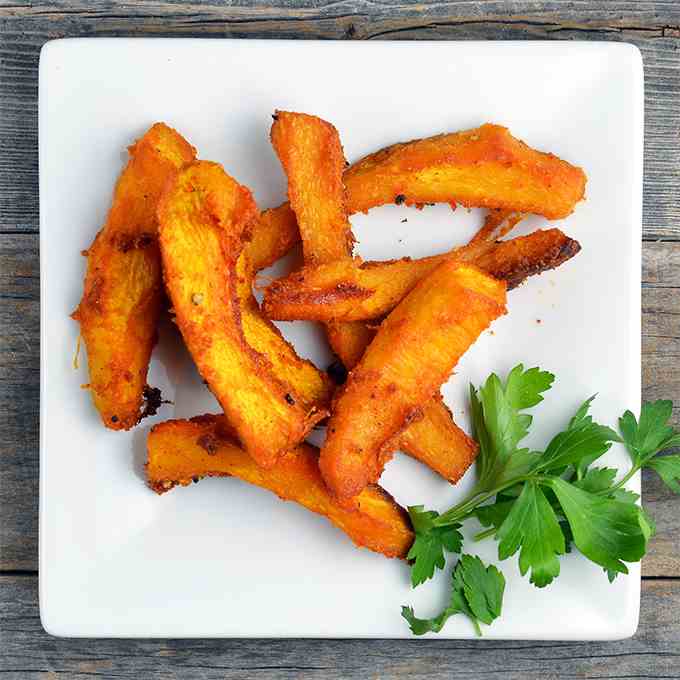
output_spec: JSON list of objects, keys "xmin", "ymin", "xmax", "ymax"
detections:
[
  {"xmin": 271, "ymin": 110, "xmax": 354, "ymax": 265},
  {"xmin": 320, "ymin": 263, "xmax": 507, "ymax": 499},
  {"xmin": 319, "ymin": 207, "xmax": 521, "ymax": 367},
  {"xmin": 400, "ymin": 397, "xmax": 478, "ymax": 483},
  {"xmin": 271, "ymin": 111, "xmax": 478, "ymax": 484},
  {"xmin": 263, "ymin": 229, "xmax": 580, "ymax": 323},
  {"xmin": 345, "ymin": 124, "xmax": 586, "ymax": 220},
  {"xmin": 72, "ymin": 123, "xmax": 196, "ymax": 430},
  {"xmin": 324, "ymin": 321, "xmax": 478, "ymax": 484},
  {"xmin": 147, "ymin": 415, "xmax": 414, "ymax": 559},
  {"xmin": 270, "ymin": 111, "xmax": 361, "ymax": 375},
  {"xmin": 158, "ymin": 161, "xmax": 327, "ymax": 468}
]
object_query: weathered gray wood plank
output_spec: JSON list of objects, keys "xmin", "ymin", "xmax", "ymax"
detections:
[
  {"xmin": 1, "ymin": 574, "xmax": 679, "ymax": 678},
  {"xmin": 2, "ymin": 234, "xmax": 679, "ymax": 575},
  {"xmin": 0, "ymin": 7, "xmax": 679, "ymax": 669},
  {"xmin": 0, "ymin": 234, "xmax": 38, "ymax": 571},
  {"xmin": 641, "ymin": 245, "xmax": 680, "ymax": 578},
  {"xmin": 0, "ymin": 1, "xmax": 678, "ymax": 236}
]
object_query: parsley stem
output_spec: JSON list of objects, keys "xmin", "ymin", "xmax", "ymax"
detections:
[
  {"xmin": 471, "ymin": 618, "xmax": 482, "ymax": 637},
  {"xmin": 433, "ymin": 491, "xmax": 493, "ymax": 526},
  {"xmin": 473, "ymin": 527, "xmax": 496, "ymax": 542},
  {"xmin": 606, "ymin": 465, "xmax": 639, "ymax": 494},
  {"xmin": 433, "ymin": 475, "xmax": 531, "ymax": 527}
]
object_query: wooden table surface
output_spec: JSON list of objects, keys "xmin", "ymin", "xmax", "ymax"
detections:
[{"xmin": 1, "ymin": 2, "xmax": 679, "ymax": 677}]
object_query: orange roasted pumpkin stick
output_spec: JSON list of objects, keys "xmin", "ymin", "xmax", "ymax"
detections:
[
  {"xmin": 262, "ymin": 228, "xmax": 580, "ymax": 323},
  {"xmin": 344, "ymin": 123, "xmax": 586, "ymax": 220},
  {"xmin": 320, "ymin": 263, "xmax": 507, "ymax": 500},
  {"xmin": 73, "ymin": 123, "xmax": 196, "ymax": 430},
  {"xmin": 158, "ymin": 161, "xmax": 328, "ymax": 469},
  {"xmin": 147, "ymin": 415, "xmax": 414, "ymax": 559}
]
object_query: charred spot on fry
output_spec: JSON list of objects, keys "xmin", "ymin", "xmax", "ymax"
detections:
[
  {"xmin": 327, "ymin": 360, "xmax": 348, "ymax": 385},
  {"xmin": 115, "ymin": 232, "xmax": 155, "ymax": 253},
  {"xmin": 140, "ymin": 385, "xmax": 169, "ymax": 420},
  {"xmin": 285, "ymin": 393, "xmax": 296, "ymax": 405},
  {"xmin": 395, "ymin": 194, "xmax": 406, "ymax": 205}
]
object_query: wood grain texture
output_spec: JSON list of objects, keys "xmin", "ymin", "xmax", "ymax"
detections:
[
  {"xmin": 2, "ymin": 574, "xmax": 680, "ymax": 678},
  {"xmin": 0, "ymin": 2, "xmax": 678, "ymax": 237},
  {"xmin": 0, "ymin": 234, "xmax": 38, "ymax": 571},
  {"xmin": 0, "ymin": 1, "xmax": 679, "ymax": 671}
]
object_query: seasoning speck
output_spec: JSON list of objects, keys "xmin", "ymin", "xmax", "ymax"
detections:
[
  {"xmin": 111, "ymin": 415, "xmax": 119, "ymax": 423},
  {"xmin": 395, "ymin": 194, "xmax": 406, "ymax": 205},
  {"xmin": 285, "ymin": 393, "xmax": 295, "ymax": 405}
]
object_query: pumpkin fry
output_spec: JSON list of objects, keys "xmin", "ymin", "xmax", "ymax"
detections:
[
  {"xmin": 263, "ymin": 229, "xmax": 579, "ymax": 323},
  {"xmin": 324, "ymin": 319, "xmax": 478, "ymax": 484},
  {"xmin": 158, "ymin": 161, "xmax": 328, "ymax": 469},
  {"xmin": 345, "ymin": 124, "xmax": 586, "ymax": 219},
  {"xmin": 72, "ymin": 123, "xmax": 196, "ymax": 430},
  {"xmin": 320, "ymin": 263, "xmax": 507, "ymax": 499},
  {"xmin": 270, "ymin": 111, "xmax": 354, "ymax": 265},
  {"xmin": 147, "ymin": 415, "xmax": 414, "ymax": 559}
]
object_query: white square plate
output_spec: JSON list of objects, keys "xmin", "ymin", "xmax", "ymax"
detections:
[{"xmin": 39, "ymin": 38, "xmax": 643, "ymax": 638}]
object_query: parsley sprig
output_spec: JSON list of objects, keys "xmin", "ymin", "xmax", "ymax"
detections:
[{"xmin": 402, "ymin": 364, "xmax": 680, "ymax": 636}]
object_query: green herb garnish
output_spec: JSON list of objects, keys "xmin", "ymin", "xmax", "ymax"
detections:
[{"xmin": 401, "ymin": 364, "xmax": 679, "ymax": 635}]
